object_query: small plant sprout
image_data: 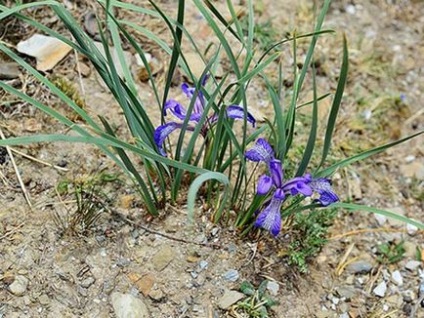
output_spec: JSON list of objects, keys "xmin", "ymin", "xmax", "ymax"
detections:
[
  {"xmin": 245, "ymin": 138, "xmax": 339, "ymax": 236},
  {"xmin": 154, "ymin": 75, "xmax": 256, "ymax": 156}
]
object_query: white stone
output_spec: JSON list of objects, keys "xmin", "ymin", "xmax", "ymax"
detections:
[
  {"xmin": 391, "ymin": 270, "xmax": 403, "ymax": 286},
  {"xmin": 217, "ymin": 290, "xmax": 245, "ymax": 309},
  {"xmin": 374, "ymin": 213, "xmax": 387, "ymax": 226},
  {"xmin": 111, "ymin": 292, "xmax": 149, "ymax": 318},
  {"xmin": 17, "ymin": 34, "xmax": 72, "ymax": 71},
  {"xmin": 373, "ymin": 281, "xmax": 387, "ymax": 297},
  {"xmin": 405, "ymin": 260, "xmax": 421, "ymax": 271},
  {"xmin": 266, "ymin": 281, "xmax": 279, "ymax": 296},
  {"xmin": 8, "ymin": 275, "xmax": 29, "ymax": 296},
  {"xmin": 406, "ymin": 223, "xmax": 418, "ymax": 236}
]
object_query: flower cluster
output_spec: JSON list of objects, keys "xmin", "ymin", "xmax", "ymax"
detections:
[
  {"xmin": 245, "ymin": 138, "xmax": 339, "ymax": 236},
  {"xmin": 154, "ymin": 76, "xmax": 256, "ymax": 156}
]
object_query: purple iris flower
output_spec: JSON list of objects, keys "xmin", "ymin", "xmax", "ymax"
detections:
[
  {"xmin": 154, "ymin": 77, "xmax": 256, "ymax": 156},
  {"xmin": 245, "ymin": 139, "xmax": 339, "ymax": 236}
]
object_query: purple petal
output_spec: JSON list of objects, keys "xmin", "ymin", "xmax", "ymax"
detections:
[
  {"xmin": 200, "ymin": 74, "xmax": 209, "ymax": 86},
  {"xmin": 309, "ymin": 178, "xmax": 339, "ymax": 206},
  {"xmin": 154, "ymin": 122, "xmax": 183, "ymax": 156},
  {"xmin": 225, "ymin": 105, "xmax": 256, "ymax": 127},
  {"xmin": 164, "ymin": 100, "xmax": 187, "ymax": 120},
  {"xmin": 257, "ymin": 175, "xmax": 273, "ymax": 195},
  {"xmin": 254, "ymin": 196, "xmax": 283, "ymax": 237},
  {"xmin": 181, "ymin": 83, "xmax": 205, "ymax": 113},
  {"xmin": 245, "ymin": 138, "xmax": 275, "ymax": 163},
  {"xmin": 269, "ymin": 159, "xmax": 283, "ymax": 188},
  {"xmin": 282, "ymin": 176, "xmax": 313, "ymax": 197}
]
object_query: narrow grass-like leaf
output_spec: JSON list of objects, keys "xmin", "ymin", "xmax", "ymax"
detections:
[
  {"xmin": 332, "ymin": 203, "xmax": 424, "ymax": 229},
  {"xmin": 316, "ymin": 130, "xmax": 424, "ymax": 177},
  {"xmin": 296, "ymin": 66, "xmax": 318, "ymax": 176},
  {"xmin": 319, "ymin": 34, "xmax": 349, "ymax": 168},
  {"xmin": 187, "ymin": 172, "xmax": 229, "ymax": 223}
]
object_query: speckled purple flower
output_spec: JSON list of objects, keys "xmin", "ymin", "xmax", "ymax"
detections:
[
  {"xmin": 245, "ymin": 139, "xmax": 339, "ymax": 236},
  {"xmin": 154, "ymin": 77, "xmax": 256, "ymax": 156}
]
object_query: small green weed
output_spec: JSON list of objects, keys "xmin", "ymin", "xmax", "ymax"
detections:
[
  {"xmin": 240, "ymin": 17, "xmax": 279, "ymax": 51},
  {"xmin": 287, "ymin": 208, "xmax": 337, "ymax": 273},
  {"xmin": 232, "ymin": 280, "xmax": 278, "ymax": 318},
  {"xmin": 376, "ymin": 241, "xmax": 405, "ymax": 265}
]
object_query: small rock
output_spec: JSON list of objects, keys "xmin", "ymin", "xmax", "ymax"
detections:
[
  {"xmin": 38, "ymin": 294, "xmax": 50, "ymax": 305},
  {"xmin": 8, "ymin": 275, "xmax": 29, "ymax": 296},
  {"xmin": 0, "ymin": 62, "xmax": 20, "ymax": 80},
  {"xmin": 405, "ymin": 260, "xmax": 421, "ymax": 271},
  {"xmin": 406, "ymin": 223, "xmax": 418, "ymax": 236},
  {"xmin": 373, "ymin": 281, "xmax": 387, "ymax": 297},
  {"xmin": 335, "ymin": 286, "xmax": 356, "ymax": 300},
  {"xmin": 332, "ymin": 296, "xmax": 340, "ymax": 305},
  {"xmin": 403, "ymin": 290, "xmax": 416, "ymax": 303},
  {"xmin": 374, "ymin": 213, "xmax": 387, "ymax": 226},
  {"xmin": 339, "ymin": 313, "xmax": 349, "ymax": 318},
  {"xmin": 198, "ymin": 260, "xmax": 208, "ymax": 271},
  {"xmin": 151, "ymin": 245, "xmax": 175, "ymax": 271},
  {"xmin": 386, "ymin": 207, "xmax": 405, "ymax": 228},
  {"xmin": 403, "ymin": 242, "xmax": 419, "ymax": 258},
  {"xmin": 75, "ymin": 62, "xmax": 91, "ymax": 77},
  {"xmin": 111, "ymin": 292, "xmax": 150, "ymax": 318},
  {"xmin": 345, "ymin": 4, "xmax": 356, "ymax": 14},
  {"xmin": 347, "ymin": 260, "xmax": 373, "ymax": 274},
  {"xmin": 223, "ymin": 269, "xmax": 239, "ymax": 282},
  {"xmin": 80, "ymin": 277, "xmax": 95, "ymax": 288},
  {"xmin": 217, "ymin": 290, "xmax": 245, "ymax": 309},
  {"xmin": 17, "ymin": 34, "xmax": 72, "ymax": 71},
  {"xmin": 400, "ymin": 162, "xmax": 424, "ymax": 179},
  {"xmin": 149, "ymin": 289, "xmax": 164, "ymax": 302},
  {"xmin": 391, "ymin": 270, "xmax": 403, "ymax": 286},
  {"xmin": 128, "ymin": 273, "xmax": 155, "ymax": 297},
  {"xmin": 84, "ymin": 12, "xmax": 99, "ymax": 38},
  {"xmin": 266, "ymin": 281, "xmax": 279, "ymax": 296}
]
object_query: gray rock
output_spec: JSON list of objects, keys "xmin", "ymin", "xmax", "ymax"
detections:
[
  {"xmin": 403, "ymin": 242, "xmax": 418, "ymax": 258},
  {"xmin": 391, "ymin": 270, "xmax": 403, "ymax": 286},
  {"xmin": 149, "ymin": 289, "xmax": 164, "ymax": 302},
  {"xmin": 405, "ymin": 260, "xmax": 421, "ymax": 271},
  {"xmin": 223, "ymin": 269, "xmax": 239, "ymax": 282},
  {"xmin": 151, "ymin": 245, "xmax": 175, "ymax": 271},
  {"xmin": 217, "ymin": 290, "xmax": 245, "ymax": 309},
  {"xmin": 373, "ymin": 281, "xmax": 387, "ymax": 297},
  {"xmin": 386, "ymin": 207, "xmax": 405, "ymax": 228},
  {"xmin": 198, "ymin": 260, "xmax": 208, "ymax": 271},
  {"xmin": 0, "ymin": 62, "xmax": 21, "ymax": 80},
  {"xmin": 38, "ymin": 294, "xmax": 50, "ymax": 305},
  {"xmin": 335, "ymin": 286, "xmax": 356, "ymax": 300},
  {"xmin": 373, "ymin": 213, "xmax": 387, "ymax": 226},
  {"xmin": 346, "ymin": 260, "xmax": 373, "ymax": 274},
  {"xmin": 8, "ymin": 275, "xmax": 29, "ymax": 296},
  {"xmin": 80, "ymin": 277, "xmax": 95, "ymax": 289},
  {"xmin": 266, "ymin": 281, "xmax": 279, "ymax": 296},
  {"xmin": 339, "ymin": 313, "xmax": 349, "ymax": 318},
  {"xmin": 111, "ymin": 292, "xmax": 150, "ymax": 318}
]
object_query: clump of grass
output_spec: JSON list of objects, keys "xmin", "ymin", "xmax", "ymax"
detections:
[
  {"xmin": 286, "ymin": 208, "xmax": 337, "ymax": 273},
  {"xmin": 376, "ymin": 241, "xmax": 405, "ymax": 265},
  {"xmin": 233, "ymin": 280, "xmax": 278, "ymax": 318},
  {"xmin": 53, "ymin": 174, "xmax": 115, "ymax": 235}
]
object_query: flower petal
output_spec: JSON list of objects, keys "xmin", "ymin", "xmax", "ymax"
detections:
[
  {"xmin": 269, "ymin": 159, "xmax": 283, "ymax": 188},
  {"xmin": 164, "ymin": 100, "xmax": 187, "ymax": 120},
  {"xmin": 254, "ymin": 196, "xmax": 283, "ymax": 237},
  {"xmin": 257, "ymin": 175, "xmax": 273, "ymax": 195},
  {"xmin": 283, "ymin": 176, "xmax": 313, "ymax": 197},
  {"xmin": 153, "ymin": 122, "xmax": 183, "ymax": 156},
  {"xmin": 309, "ymin": 178, "xmax": 339, "ymax": 206},
  {"xmin": 225, "ymin": 105, "xmax": 256, "ymax": 127},
  {"xmin": 245, "ymin": 138, "xmax": 275, "ymax": 163},
  {"xmin": 181, "ymin": 83, "xmax": 205, "ymax": 113}
]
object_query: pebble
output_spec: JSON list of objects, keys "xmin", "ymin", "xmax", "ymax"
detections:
[
  {"xmin": 386, "ymin": 207, "xmax": 405, "ymax": 228},
  {"xmin": 266, "ymin": 281, "xmax": 279, "ymax": 296},
  {"xmin": 347, "ymin": 260, "xmax": 373, "ymax": 274},
  {"xmin": 373, "ymin": 281, "xmax": 387, "ymax": 297},
  {"xmin": 373, "ymin": 213, "xmax": 387, "ymax": 226},
  {"xmin": 391, "ymin": 270, "xmax": 403, "ymax": 286},
  {"xmin": 8, "ymin": 275, "xmax": 29, "ymax": 296},
  {"xmin": 151, "ymin": 245, "xmax": 175, "ymax": 271},
  {"xmin": 17, "ymin": 34, "xmax": 72, "ymax": 71},
  {"xmin": 223, "ymin": 269, "xmax": 239, "ymax": 282},
  {"xmin": 149, "ymin": 289, "xmax": 164, "ymax": 302},
  {"xmin": 406, "ymin": 223, "xmax": 418, "ymax": 236},
  {"xmin": 80, "ymin": 277, "xmax": 95, "ymax": 289},
  {"xmin": 339, "ymin": 313, "xmax": 349, "ymax": 318},
  {"xmin": 111, "ymin": 292, "xmax": 150, "ymax": 318},
  {"xmin": 405, "ymin": 260, "xmax": 421, "ymax": 271},
  {"xmin": 335, "ymin": 286, "xmax": 356, "ymax": 300},
  {"xmin": 217, "ymin": 290, "xmax": 245, "ymax": 309},
  {"xmin": 402, "ymin": 290, "xmax": 416, "ymax": 303},
  {"xmin": 198, "ymin": 260, "xmax": 208, "ymax": 271},
  {"xmin": 403, "ymin": 242, "xmax": 418, "ymax": 258},
  {"xmin": 0, "ymin": 62, "xmax": 21, "ymax": 80},
  {"xmin": 38, "ymin": 294, "xmax": 50, "ymax": 305}
]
